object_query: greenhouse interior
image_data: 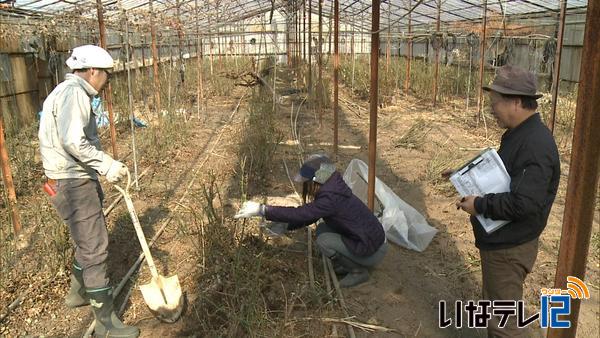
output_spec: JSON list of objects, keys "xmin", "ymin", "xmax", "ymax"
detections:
[{"xmin": 0, "ymin": 0, "xmax": 598, "ymax": 337}]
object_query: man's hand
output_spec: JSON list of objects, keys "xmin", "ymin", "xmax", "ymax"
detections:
[
  {"xmin": 456, "ymin": 195, "xmax": 478, "ymax": 215},
  {"xmin": 234, "ymin": 201, "xmax": 265, "ymax": 219},
  {"xmin": 106, "ymin": 161, "xmax": 128, "ymax": 183}
]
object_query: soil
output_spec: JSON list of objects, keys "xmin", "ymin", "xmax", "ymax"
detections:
[{"xmin": 1, "ymin": 66, "xmax": 598, "ymax": 338}]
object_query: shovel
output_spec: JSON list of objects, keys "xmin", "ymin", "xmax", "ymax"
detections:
[{"xmin": 114, "ymin": 171, "xmax": 183, "ymax": 323}]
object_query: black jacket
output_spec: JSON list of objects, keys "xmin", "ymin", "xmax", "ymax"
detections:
[
  {"xmin": 472, "ymin": 113, "xmax": 560, "ymax": 250},
  {"xmin": 265, "ymin": 172, "xmax": 386, "ymax": 257}
]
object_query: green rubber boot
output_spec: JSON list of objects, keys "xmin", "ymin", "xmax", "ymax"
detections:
[
  {"xmin": 87, "ymin": 287, "xmax": 140, "ymax": 338},
  {"xmin": 65, "ymin": 262, "xmax": 89, "ymax": 308}
]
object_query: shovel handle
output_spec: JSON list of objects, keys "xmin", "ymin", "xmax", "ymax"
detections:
[{"xmin": 114, "ymin": 171, "xmax": 160, "ymax": 279}]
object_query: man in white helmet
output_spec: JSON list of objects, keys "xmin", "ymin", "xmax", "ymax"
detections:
[{"xmin": 38, "ymin": 45, "xmax": 138, "ymax": 337}]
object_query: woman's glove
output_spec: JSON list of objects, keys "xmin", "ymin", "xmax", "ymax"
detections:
[{"xmin": 234, "ymin": 201, "xmax": 265, "ymax": 219}]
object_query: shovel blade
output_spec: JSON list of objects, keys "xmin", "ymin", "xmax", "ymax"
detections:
[{"xmin": 140, "ymin": 274, "xmax": 183, "ymax": 323}]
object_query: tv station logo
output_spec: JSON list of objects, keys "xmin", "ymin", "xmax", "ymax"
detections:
[{"xmin": 439, "ymin": 276, "xmax": 590, "ymax": 329}]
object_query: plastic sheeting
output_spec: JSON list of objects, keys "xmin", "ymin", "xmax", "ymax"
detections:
[{"xmin": 343, "ymin": 159, "xmax": 437, "ymax": 252}]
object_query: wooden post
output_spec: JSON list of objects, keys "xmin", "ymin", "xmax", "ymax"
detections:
[
  {"xmin": 404, "ymin": 0, "xmax": 412, "ymax": 95},
  {"xmin": 96, "ymin": 0, "xmax": 118, "ymax": 159},
  {"xmin": 477, "ymin": 0, "xmax": 488, "ymax": 117},
  {"xmin": 149, "ymin": 0, "xmax": 161, "ymax": 118},
  {"xmin": 0, "ymin": 113, "xmax": 21, "ymax": 234},
  {"xmin": 333, "ymin": 0, "xmax": 339, "ymax": 157},
  {"xmin": 433, "ymin": 0, "xmax": 441, "ymax": 106},
  {"xmin": 367, "ymin": 0, "xmax": 380, "ymax": 211},
  {"xmin": 549, "ymin": 0, "xmax": 567, "ymax": 134},
  {"xmin": 547, "ymin": 1, "xmax": 600, "ymax": 337}
]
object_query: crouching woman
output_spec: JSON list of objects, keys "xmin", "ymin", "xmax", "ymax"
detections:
[{"xmin": 235, "ymin": 154, "xmax": 387, "ymax": 287}]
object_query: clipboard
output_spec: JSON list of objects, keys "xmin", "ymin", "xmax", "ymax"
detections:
[{"xmin": 449, "ymin": 148, "xmax": 511, "ymax": 234}]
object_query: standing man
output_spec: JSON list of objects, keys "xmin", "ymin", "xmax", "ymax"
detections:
[
  {"xmin": 39, "ymin": 45, "xmax": 139, "ymax": 337},
  {"xmin": 454, "ymin": 65, "xmax": 560, "ymax": 337}
]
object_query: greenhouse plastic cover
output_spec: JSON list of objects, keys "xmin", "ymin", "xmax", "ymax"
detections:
[{"xmin": 343, "ymin": 159, "xmax": 437, "ymax": 252}]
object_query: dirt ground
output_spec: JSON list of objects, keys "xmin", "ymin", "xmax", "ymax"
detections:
[{"xmin": 1, "ymin": 65, "xmax": 598, "ymax": 337}]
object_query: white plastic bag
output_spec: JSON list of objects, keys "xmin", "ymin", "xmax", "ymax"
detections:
[{"xmin": 342, "ymin": 159, "xmax": 437, "ymax": 252}]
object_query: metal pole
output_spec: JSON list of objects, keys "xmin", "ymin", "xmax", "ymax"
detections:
[
  {"xmin": 433, "ymin": 0, "xmax": 441, "ymax": 106},
  {"xmin": 149, "ymin": 0, "xmax": 161, "ymax": 119},
  {"xmin": 333, "ymin": 0, "xmax": 339, "ymax": 158},
  {"xmin": 195, "ymin": 0, "xmax": 204, "ymax": 118},
  {"xmin": 547, "ymin": 1, "xmax": 600, "ymax": 337},
  {"xmin": 549, "ymin": 0, "xmax": 567, "ymax": 135},
  {"xmin": 308, "ymin": 0, "xmax": 312, "ymax": 99},
  {"xmin": 404, "ymin": 0, "xmax": 412, "ymax": 95},
  {"xmin": 286, "ymin": 3, "xmax": 291, "ymax": 66},
  {"xmin": 303, "ymin": 0, "xmax": 307, "ymax": 62},
  {"xmin": 367, "ymin": 0, "xmax": 380, "ymax": 211},
  {"xmin": 477, "ymin": 0, "xmax": 488, "ymax": 117},
  {"xmin": 297, "ymin": 1, "xmax": 301, "ymax": 67},
  {"xmin": 0, "ymin": 113, "xmax": 21, "ymax": 234},
  {"xmin": 176, "ymin": 0, "xmax": 185, "ymax": 85},
  {"xmin": 96, "ymin": 0, "xmax": 118, "ymax": 159},
  {"xmin": 318, "ymin": 0, "xmax": 323, "ymax": 126},
  {"xmin": 122, "ymin": 9, "xmax": 139, "ymax": 190},
  {"xmin": 385, "ymin": 1, "xmax": 390, "ymax": 75}
]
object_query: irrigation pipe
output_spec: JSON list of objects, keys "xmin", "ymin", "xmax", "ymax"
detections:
[{"xmin": 84, "ymin": 93, "xmax": 247, "ymax": 337}]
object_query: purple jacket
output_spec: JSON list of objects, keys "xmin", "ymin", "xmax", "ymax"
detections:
[{"xmin": 265, "ymin": 172, "xmax": 386, "ymax": 257}]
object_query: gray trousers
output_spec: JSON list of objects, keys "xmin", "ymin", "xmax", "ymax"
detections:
[
  {"xmin": 315, "ymin": 222, "xmax": 387, "ymax": 268},
  {"xmin": 50, "ymin": 178, "xmax": 109, "ymax": 289}
]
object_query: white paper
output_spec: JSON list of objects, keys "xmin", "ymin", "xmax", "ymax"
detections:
[{"xmin": 450, "ymin": 148, "xmax": 511, "ymax": 234}]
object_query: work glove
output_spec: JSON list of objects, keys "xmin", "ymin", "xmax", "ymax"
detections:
[
  {"xmin": 106, "ymin": 161, "xmax": 128, "ymax": 183},
  {"xmin": 234, "ymin": 201, "xmax": 265, "ymax": 219}
]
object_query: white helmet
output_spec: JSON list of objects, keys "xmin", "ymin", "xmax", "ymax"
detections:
[{"xmin": 66, "ymin": 45, "xmax": 114, "ymax": 70}]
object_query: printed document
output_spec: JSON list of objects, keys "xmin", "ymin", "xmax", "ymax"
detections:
[{"xmin": 450, "ymin": 148, "xmax": 511, "ymax": 234}]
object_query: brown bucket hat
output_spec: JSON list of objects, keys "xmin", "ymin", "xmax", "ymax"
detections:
[{"xmin": 483, "ymin": 65, "xmax": 543, "ymax": 99}]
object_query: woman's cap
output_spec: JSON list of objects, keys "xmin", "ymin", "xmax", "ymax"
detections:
[{"xmin": 293, "ymin": 154, "xmax": 335, "ymax": 183}]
